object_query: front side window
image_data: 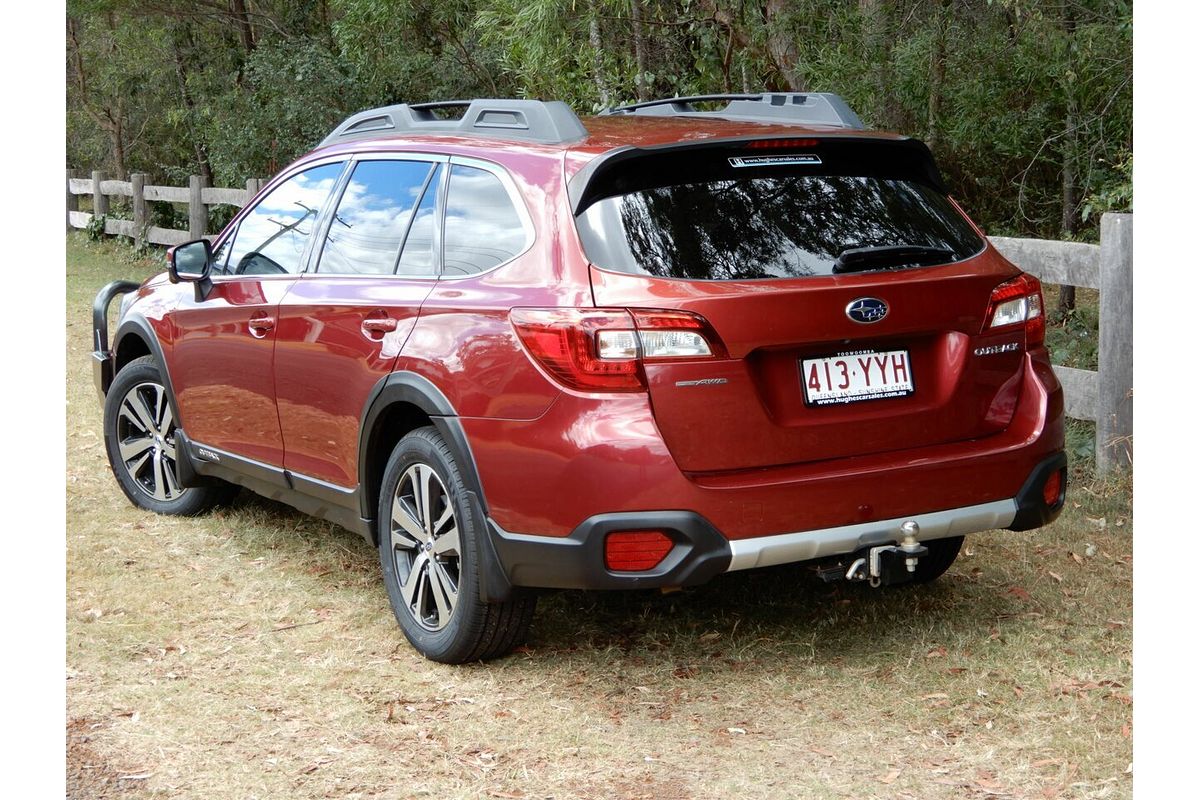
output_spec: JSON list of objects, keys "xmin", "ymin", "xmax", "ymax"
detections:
[
  {"xmin": 317, "ymin": 160, "xmax": 436, "ymax": 276},
  {"xmin": 215, "ymin": 162, "xmax": 345, "ymax": 276},
  {"xmin": 442, "ymin": 165, "xmax": 529, "ymax": 276}
]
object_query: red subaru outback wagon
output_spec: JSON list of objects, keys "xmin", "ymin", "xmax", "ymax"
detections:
[{"xmin": 92, "ymin": 94, "xmax": 1066, "ymax": 663}]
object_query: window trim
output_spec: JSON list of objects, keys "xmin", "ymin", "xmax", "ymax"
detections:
[{"xmin": 208, "ymin": 155, "xmax": 351, "ymax": 282}]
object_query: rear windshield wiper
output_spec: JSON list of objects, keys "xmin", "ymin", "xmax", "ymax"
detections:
[{"xmin": 832, "ymin": 245, "xmax": 955, "ymax": 274}]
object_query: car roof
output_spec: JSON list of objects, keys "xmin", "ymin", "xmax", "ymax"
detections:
[{"xmin": 308, "ymin": 113, "xmax": 909, "ymax": 179}]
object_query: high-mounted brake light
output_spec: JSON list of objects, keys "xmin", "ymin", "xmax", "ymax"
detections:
[
  {"xmin": 984, "ymin": 274, "xmax": 1045, "ymax": 347},
  {"xmin": 744, "ymin": 138, "xmax": 820, "ymax": 149},
  {"xmin": 510, "ymin": 308, "xmax": 725, "ymax": 392}
]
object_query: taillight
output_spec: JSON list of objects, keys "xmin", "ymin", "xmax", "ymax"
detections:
[
  {"xmin": 984, "ymin": 274, "xmax": 1045, "ymax": 347},
  {"xmin": 510, "ymin": 308, "xmax": 725, "ymax": 392},
  {"xmin": 604, "ymin": 530, "xmax": 674, "ymax": 571}
]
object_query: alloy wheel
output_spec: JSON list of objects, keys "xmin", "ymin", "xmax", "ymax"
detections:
[
  {"xmin": 389, "ymin": 463, "xmax": 462, "ymax": 631},
  {"xmin": 115, "ymin": 381, "xmax": 184, "ymax": 502}
]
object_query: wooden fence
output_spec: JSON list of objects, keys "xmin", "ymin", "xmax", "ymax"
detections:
[
  {"xmin": 65, "ymin": 170, "xmax": 1132, "ymax": 474},
  {"xmin": 65, "ymin": 169, "xmax": 265, "ymax": 247},
  {"xmin": 990, "ymin": 213, "xmax": 1132, "ymax": 475}
]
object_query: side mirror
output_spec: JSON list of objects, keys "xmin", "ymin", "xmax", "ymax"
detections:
[{"xmin": 167, "ymin": 239, "xmax": 214, "ymax": 301}]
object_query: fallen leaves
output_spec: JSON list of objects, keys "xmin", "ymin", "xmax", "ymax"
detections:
[{"xmin": 1006, "ymin": 586, "xmax": 1032, "ymax": 602}]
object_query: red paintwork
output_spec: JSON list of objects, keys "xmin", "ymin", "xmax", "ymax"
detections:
[
  {"xmin": 169, "ymin": 276, "xmax": 296, "ymax": 466},
  {"xmin": 121, "ymin": 111, "xmax": 1064, "ymax": 543}
]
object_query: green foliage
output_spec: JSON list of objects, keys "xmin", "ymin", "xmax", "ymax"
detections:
[
  {"xmin": 1045, "ymin": 302, "xmax": 1099, "ymax": 372},
  {"xmin": 66, "ymin": 0, "xmax": 1132, "ymax": 241},
  {"xmin": 85, "ymin": 213, "xmax": 107, "ymax": 241},
  {"xmin": 1081, "ymin": 151, "xmax": 1132, "ymax": 222}
]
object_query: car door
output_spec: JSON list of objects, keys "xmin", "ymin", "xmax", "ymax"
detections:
[
  {"xmin": 168, "ymin": 159, "xmax": 348, "ymax": 467},
  {"xmin": 273, "ymin": 155, "xmax": 445, "ymax": 487}
]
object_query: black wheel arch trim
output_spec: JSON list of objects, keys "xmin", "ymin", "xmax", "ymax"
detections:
[
  {"xmin": 357, "ymin": 371, "xmax": 489, "ymax": 523},
  {"xmin": 109, "ymin": 315, "xmax": 184, "ymax": 424}
]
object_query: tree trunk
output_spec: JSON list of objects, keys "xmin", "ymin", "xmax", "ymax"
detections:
[
  {"xmin": 109, "ymin": 114, "xmax": 127, "ymax": 180},
  {"xmin": 229, "ymin": 0, "xmax": 256, "ymax": 55},
  {"xmin": 763, "ymin": 0, "xmax": 804, "ymax": 91},
  {"xmin": 588, "ymin": 9, "xmax": 610, "ymax": 107},
  {"xmin": 1059, "ymin": 5, "xmax": 1079, "ymax": 316},
  {"xmin": 859, "ymin": 0, "xmax": 891, "ymax": 126},
  {"xmin": 927, "ymin": 1, "xmax": 949, "ymax": 151},
  {"xmin": 171, "ymin": 23, "xmax": 213, "ymax": 184},
  {"xmin": 630, "ymin": 1, "xmax": 649, "ymax": 101}
]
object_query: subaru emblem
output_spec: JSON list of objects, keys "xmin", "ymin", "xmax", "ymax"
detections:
[{"xmin": 845, "ymin": 297, "xmax": 889, "ymax": 324}]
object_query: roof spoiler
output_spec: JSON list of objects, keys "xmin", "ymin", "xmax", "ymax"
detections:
[
  {"xmin": 601, "ymin": 92, "xmax": 865, "ymax": 129},
  {"xmin": 567, "ymin": 135, "xmax": 946, "ymax": 216},
  {"xmin": 319, "ymin": 99, "xmax": 589, "ymax": 147}
]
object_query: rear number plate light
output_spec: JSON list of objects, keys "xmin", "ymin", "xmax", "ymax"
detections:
[{"xmin": 801, "ymin": 349, "xmax": 914, "ymax": 406}]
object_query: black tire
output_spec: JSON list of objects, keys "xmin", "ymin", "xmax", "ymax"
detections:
[
  {"xmin": 103, "ymin": 355, "xmax": 237, "ymax": 516},
  {"xmin": 378, "ymin": 426, "xmax": 535, "ymax": 663},
  {"xmin": 909, "ymin": 535, "xmax": 964, "ymax": 584}
]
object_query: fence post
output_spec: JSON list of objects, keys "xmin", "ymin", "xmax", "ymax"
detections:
[
  {"xmin": 91, "ymin": 169, "xmax": 109, "ymax": 222},
  {"xmin": 66, "ymin": 169, "xmax": 78, "ymax": 233},
  {"xmin": 188, "ymin": 174, "xmax": 208, "ymax": 239},
  {"xmin": 1096, "ymin": 212, "xmax": 1133, "ymax": 475},
  {"xmin": 131, "ymin": 173, "xmax": 147, "ymax": 249},
  {"xmin": 245, "ymin": 177, "xmax": 259, "ymax": 203}
]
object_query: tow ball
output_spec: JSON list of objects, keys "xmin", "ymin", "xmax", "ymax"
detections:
[{"xmin": 844, "ymin": 520, "xmax": 930, "ymax": 587}]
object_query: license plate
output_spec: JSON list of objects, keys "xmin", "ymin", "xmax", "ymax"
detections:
[{"xmin": 801, "ymin": 349, "xmax": 914, "ymax": 406}]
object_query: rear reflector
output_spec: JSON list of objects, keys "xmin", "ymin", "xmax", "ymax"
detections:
[
  {"xmin": 1042, "ymin": 469, "xmax": 1064, "ymax": 507},
  {"xmin": 604, "ymin": 530, "xmax": 674, "ymax": 571}
]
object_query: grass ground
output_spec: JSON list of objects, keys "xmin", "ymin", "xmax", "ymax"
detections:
[{"xmin": 66, "ymin": 233, "xmax": 1131, "ymax": 799}]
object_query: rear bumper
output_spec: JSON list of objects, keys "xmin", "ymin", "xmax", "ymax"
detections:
[
  {"xmin": 469, "ymin": 350, "xmax": 1065, "ymax": 590},
  {"xmin": 465, "ymin": 352, "xmax": 1064, "ymax": 541},
  {"xmin": 489, "ymin": 451, "xmax": 1065, "ymax": 590}
]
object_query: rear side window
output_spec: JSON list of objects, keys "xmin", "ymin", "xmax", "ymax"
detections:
[
  {"xmin": 216, "ymin": 162, "xmax": 345, "ymax": 276},
  {"xmin": 442, "ymin": 165, "xmax": 529, "ymax": 276},
  {"xmin": 317, "ymin": 160, "xmax": 436, "ymax": 276},
  {"xmin": 576, "ymin": 172, "xmax": 984, "ymax": 281}
]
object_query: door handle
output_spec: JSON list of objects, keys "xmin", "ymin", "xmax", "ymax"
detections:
[
  {"xmin": 248, "ymin": 315, "xmax": 276, "ymax": 338},
  {"xmin": 362, "ymin": 318, "xmax": 398, "ymax": 333}
]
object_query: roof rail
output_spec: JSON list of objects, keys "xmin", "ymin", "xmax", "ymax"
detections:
[
  {"xmin": 601, "ymin": 92, "xmax": 865, "ymax": 129},
  {"xmin": 319, "ymin": 99, "xmax": 589, "ymax": 147}
]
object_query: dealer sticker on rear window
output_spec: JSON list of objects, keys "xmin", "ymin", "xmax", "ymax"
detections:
[{"xmin": 728, "ymin": 154, "xmax": 822, "ymax": 168}]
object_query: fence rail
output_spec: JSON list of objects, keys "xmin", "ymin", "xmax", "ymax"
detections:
[
  {"xmin": 65, "ymin": 169, "xmax": 265, "ymax": 248},
  {"xmin": 66, "ymin": 169, "xmax": 1132, "ymax": 474},
  {"xmin": 990, "ymin": 213, "xmax": 1132, "ymax": 474}
]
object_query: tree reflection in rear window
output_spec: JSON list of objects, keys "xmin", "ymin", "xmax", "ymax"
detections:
[{"xmin": 575, "ymin": 175, "xmax": 985, "ymax": 280}]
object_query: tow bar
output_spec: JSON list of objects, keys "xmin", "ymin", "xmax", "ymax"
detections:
[{"xmin": 841, "ymin": 520, "xmax": 930, "ymax": 587}]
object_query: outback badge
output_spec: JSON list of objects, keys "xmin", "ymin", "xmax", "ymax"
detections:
[{"xmin": 846, "ymin": 297, "xmax": 888, "ymax": 324}]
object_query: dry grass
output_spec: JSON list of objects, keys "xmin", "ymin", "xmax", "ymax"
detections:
[{"xmin": 66, "ymin": 233, "xmax": 1132, "ymax": 799}]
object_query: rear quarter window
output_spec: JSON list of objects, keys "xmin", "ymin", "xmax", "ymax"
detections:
[{"xmin": 442, "ymin": 165, "xmax": 530, "ymax": 276}]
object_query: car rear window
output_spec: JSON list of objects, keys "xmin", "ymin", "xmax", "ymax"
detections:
[{"xmin": 575, "ymin": 171, "xmax": 984, "ymax": 281}]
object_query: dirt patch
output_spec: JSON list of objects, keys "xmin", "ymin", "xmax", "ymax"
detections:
[{"xmin": 67, "ymin": 717, "xmax": 146, "ymax": 800}]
